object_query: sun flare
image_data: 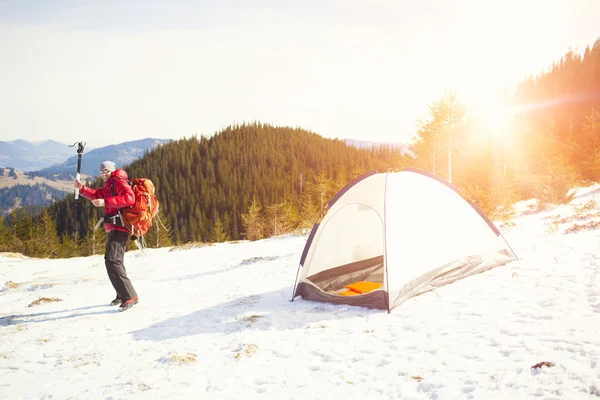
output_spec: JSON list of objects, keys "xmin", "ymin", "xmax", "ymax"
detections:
[{"xmin": 470, "ymin": 97, "xmax": 517, "ymax": 139}]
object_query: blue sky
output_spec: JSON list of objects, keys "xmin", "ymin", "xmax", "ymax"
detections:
[{"xmin": 0, "ymin": 0, "xmax": 598, "ymax": 148}]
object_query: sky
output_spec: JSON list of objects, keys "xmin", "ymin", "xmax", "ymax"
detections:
[
  {"xmin": 1, "ymin": 182, "xmax": 600, "ymax": 398},
  {"xmin": 0, "ymin": 1, "xmax": 599, "ymax": 148}
]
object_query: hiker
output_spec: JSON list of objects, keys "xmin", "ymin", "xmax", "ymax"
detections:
[{"xmin": 73, "ymin": 161, "xmax": 139, "ymax": 312}]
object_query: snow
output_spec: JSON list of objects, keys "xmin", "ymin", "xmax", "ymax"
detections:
[{"xmin": 1, "ymin": 186, "xmax": 600, "ymax": 399}]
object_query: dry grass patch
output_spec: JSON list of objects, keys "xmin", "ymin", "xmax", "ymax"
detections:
[
  {"xmin": 4, "ymin": 280, "xmax": 22, "ymax": 289},
  {"xmin": 68, "ymin": 355, "xmax": 96, "ymax": 367},
  {"xmin": 28, "ymin": 297, "xmax": 63, "ymax": 307},
  {"xmin": 240, "ymin": 256, "xmax": 279, "ymax": 265},
  {"xmin": 0, "ymin": 252, "xmax": 26, "ymax": 258},
  {"xmin": 233, "ymin": 344, "xmax": 258, "ymax": 360},
  {"xmin": 138, "ymin": 383, "xmax": 151, "ymax": 392},
  {"xmin": 564, "ymin": 220, "xmax": 600, "ymax": 234},
  {"xmin": 169, "ymin": 352, "xmax": 197, "ymax": 364},
  {"xmin": 305, "ymin": 324, "xmax": 327, "ymax": 329},
  {"xmin": 573, "ymin": 199, "xmax": 599, "ymax": 213},
  {"xmin": 242, "ymin": 314, "xmax": 262, "ymax": 327},
  {"xmin": 544, "ymin": 201, "xmax": 600, "ymax": 234},
  {"xmin": 531, "ymin": 361, "xmax": 555, "ymax": 369},
  {"xmin": 169, "ymin": 242, "xmax": 213, "ymax": 251}
]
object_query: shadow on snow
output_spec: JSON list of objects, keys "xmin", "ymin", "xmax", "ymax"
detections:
[
  {"xmin": 130, "ymin": 285, "xmax": 380, "ymax": 342},
  {"xmin": 0, "ymin": 304, "xmax": 115, "ymax": 325}
]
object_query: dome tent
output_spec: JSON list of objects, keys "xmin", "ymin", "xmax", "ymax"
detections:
[{"xmin": 291, "ymin": 167, "xmax": 517, "ymax": 312}]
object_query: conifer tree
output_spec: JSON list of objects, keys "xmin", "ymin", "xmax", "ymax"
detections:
[
  {"xmin": 314, "ymin": 171, "xmax": 334, "ymax": 219},
  {"xmin": 33, "ymin": 210, "xmax": 60, "ymax": 258},
  {"xmin": 144, "ymin": 208, "xmax": 173, "ymax": 248},
  {"xmin": 278, "ymin": 199, "xmax": 301, "ymax": 234},
  {"xmin": 10, "ymin": 208, "xmax": 34, "ymax": 243},
  {"xmin": 84, "ymin": 217, "xmax": 106, "ymax": 256},
  {"xmin": 298, "ymin": 180, "xmax": 318, "ymax": 230},
  {"xmin": 58, "ymin": 233, "xmax": 80, "ymax": 258},
  {"xmin": 209, "ymin": 216, "xmax": 230, "ymax": 243},
  {"xmin": 584, "ymin": 149, "xmax": 600, "ymax": 183},
  {"xmin": 334, "ymin": 169, "xmax": 348, "ymax": 192},
  {"xmin": 241, "ymin": 197, "xmax": 263, "ymax": 241},
  {"xmin": 0, "ymin": 218, "xmax": 17, "ymax": 252},
  {"xmin": 581, "ymin": 107, "xmax": 600, "ymax": 180},
  {"xmin": 265, "ymin": 202, "xmax": 285, "ymax": 237}
]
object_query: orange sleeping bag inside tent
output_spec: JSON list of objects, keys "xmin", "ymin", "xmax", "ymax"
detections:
[{"xmin": 336, "ymin": 281, "xmax": 382, "ymax": 296}]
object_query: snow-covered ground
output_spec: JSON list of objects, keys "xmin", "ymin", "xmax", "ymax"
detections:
[{"xmin": 1, "ymin": 185, "xmax": 600, "ymax": 399}]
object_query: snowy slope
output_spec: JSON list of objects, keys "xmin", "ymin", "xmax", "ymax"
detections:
[{"xmin": 1, "ymin": 186, "xmax": 600, "ymax": 399}]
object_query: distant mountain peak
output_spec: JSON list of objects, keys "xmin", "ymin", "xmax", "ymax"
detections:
[
  {"xmin": 0, "ymin": 138, "xmax": 171, "ymax": 174},
  {"xmin": 34, "ymin": 138, "xmax": 172, "ymax": 177}
]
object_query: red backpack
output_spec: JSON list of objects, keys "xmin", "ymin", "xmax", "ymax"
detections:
[{"xmin": 113, "ymin": 178, "xmax": 159, "ymax": 238}]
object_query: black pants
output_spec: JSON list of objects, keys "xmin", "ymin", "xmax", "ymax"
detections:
[{"xmin": 105, "ymin": 230, "xmax": 137, "ymax": 301}]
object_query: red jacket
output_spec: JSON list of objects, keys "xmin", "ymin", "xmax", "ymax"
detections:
[{"xmin": 79, "ymin": 169, "xmax": 135, "ymax": 233}]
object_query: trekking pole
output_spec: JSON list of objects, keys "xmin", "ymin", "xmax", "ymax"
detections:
[{"xmin": 69, "ymin": 141, "xmax": 86, "ymax": 236}]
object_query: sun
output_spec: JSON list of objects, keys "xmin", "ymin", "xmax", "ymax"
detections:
[
  {"xmin": 470, "ymin": 97, "xmax": 517, "ymax": 138},
  {"xmin": 482, "ymin": 104, "xmax": 513, "ymax": 130}
]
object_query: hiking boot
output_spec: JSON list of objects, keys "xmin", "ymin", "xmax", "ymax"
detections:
[
  {"xmin": 110, "ymin": 297, "xmax": 122, "ymax": 306},
  {"xmin": 118, "ymin": 296, "xmax": 138, "ymax": 312}
]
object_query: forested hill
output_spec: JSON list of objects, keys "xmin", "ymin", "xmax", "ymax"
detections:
[
  {"xmin": 511, "ymin": 38, "xmax": 600, "ymax": 185},
  {"xmin": 0, "ymin": 184, "xmax": 68, "ymax": 215},
  {"xmin": 125, "ymin": 123, "xmax": 409, "ymax": 242},
  {"xmin": 51, "ymin": 123, "xmax": 409, "ymax": 244}
]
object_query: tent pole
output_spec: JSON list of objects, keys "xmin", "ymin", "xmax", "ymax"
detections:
[
  {"xmin": 290, "ymin": 263, "xmax": 302, "ymax": 302},
  {"xmin": 500, "ymin": 233, "xmax": 519, "ymax": 260},
  {"xmin": 384, "ymin": 169, "xmax": 391, "ymax": 313}
]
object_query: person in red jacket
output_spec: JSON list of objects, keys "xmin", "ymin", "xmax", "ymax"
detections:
[{"xmin": 73, "ymin": 161, "xmax": 139, "ymax": 312}]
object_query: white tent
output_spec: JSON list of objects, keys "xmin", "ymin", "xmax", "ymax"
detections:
[{"xmin": 291, "ymin": 168, "xmax": 517, "ymax": 311}]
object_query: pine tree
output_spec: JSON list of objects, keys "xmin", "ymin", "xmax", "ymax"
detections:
[
  {"xmin": 589, "ymin": 149, "xmax": 600, "ymax": 183},
  {"xmin": 279, "ymin": 199, "xmax": 301, "ymax": 234},
  {"xmin": 144, "ymin": 209, "xmax": 173, "ymax": 248},
  {"xmin": 334, "ymin": 169, "xmax": 348, "ymax": 192},
  {"xmin": 10, "ymin": 208, "xmax": 34, "ymax": 243},
  {"xmin": 84, "ymin": 217, "xmax": 107, "ymax": 256},
  {"xmin": 298, "ymin": 180, "xmax": 318, "ymax": 230},
  {"xmin": 581, "ymin": 107, "xmax": 600, "ymax": 180},
  {"xmin": 241, "ymin": 197, "xmax": 263, "ymax": 241},
  {"xmin": 265, "ymin": 202, "xmax": 284, "ymax": 237},
  {"xmin": 58, "ymin": 233, "xmax": 81, "ymax": 258},
  {"xmin": 209, "ymin": 216, "xmax": 230, "ymax": 243},
  {"xmin": 33, "ymin": 210, "xmax": 61, "ymax": 258},
  {"xmin": 349, "ymin": 163, "xmax": 366, "ymax": 180},
  {"xmin": 0, "ymin": 218, "xmax": 18, "ymax": 253},
  {"xmin": 314, "ymin": 171, "xmax": 334, "ymax": 219}
]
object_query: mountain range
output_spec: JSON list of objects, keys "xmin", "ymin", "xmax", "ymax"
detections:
[
  {"xmin": 0, "ymin": 140, "xmax": 76, "ymax": 171},
  {"xmin": 36, "ymin": 138, "xmax": 172, "ymax": 177},
  {"xmin": 0, "ymin": 134, "xmax": 411, "ymax": 218},
  {"xmin": 1, "ymin": 138, "xmax": 411, "ymax": 177},
  {"xmin": 0, "ymin": 138, "xmax": 172, "ymax": 215},
  {"xmin": 0, "ymin": 138, "xmax": 171, "ymax": 176}
]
